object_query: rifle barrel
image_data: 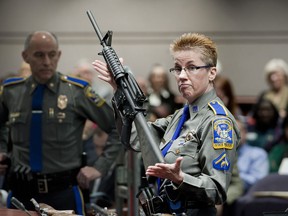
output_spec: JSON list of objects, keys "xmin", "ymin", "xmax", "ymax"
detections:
[{"xmin": 86, "ymin": 10, "xmax": 104, "ymax": 42}]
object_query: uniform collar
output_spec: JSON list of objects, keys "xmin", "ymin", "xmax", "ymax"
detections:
[
  {"xmin": 27, "ymin": 72, "xmax": 60, "ymax": 94},
  {"xmin": 188, "ymin": 90, "xmax": 218, "ymax": 117}
]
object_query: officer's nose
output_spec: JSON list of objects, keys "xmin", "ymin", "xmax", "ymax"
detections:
[{"xmin": 43, "ymin": 54, "xmax": 51, "ymax": 65}]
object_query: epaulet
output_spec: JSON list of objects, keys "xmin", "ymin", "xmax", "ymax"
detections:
[
  {"xmin": 2, "ymin": 77, "xmax": 26, "ymax": 87},
  {"xmin": 61, "ymin": 75, "xmax": 89, "ymax": 88},
  {"xmin": 208, "ymin": 100, "xmax": 228, "ymax": 116}
]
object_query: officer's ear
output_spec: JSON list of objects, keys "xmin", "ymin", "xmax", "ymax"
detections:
[
  {"xmin": 22, "ymin": 51, "xmax": 29, "ymax": 63},
  {"xmin": 57, "ymin": 50, "xmax": 62, "ymax": 59},
  {"xmin": 208, "ymin": 66, "xmax": 217, "ymax": 82}
]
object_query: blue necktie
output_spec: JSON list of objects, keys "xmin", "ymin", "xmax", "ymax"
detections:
[
  {"xmin": 157, "ymin": 105, "xmax": 190, "ymax": 191},
  {"xmin": 161, "ymin": 105, "xmax": 190, "ymax": 157},
  {"xmin": 158, "ymin": 105, "xmax": 190, "ymax": 213},
  {"xmin": 30, "ymin": 84, "xmax": 45, "ymax": 172}
]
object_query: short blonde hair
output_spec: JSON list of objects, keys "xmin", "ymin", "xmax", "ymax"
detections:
[{"xmin": 170, "ymin": 33, "xmax": 217, "ymax": 67}]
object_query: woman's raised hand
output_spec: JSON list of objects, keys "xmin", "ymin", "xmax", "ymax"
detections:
[{"xmin": 92, "ymin": 58, "xmax": 124, "ymax": 91}]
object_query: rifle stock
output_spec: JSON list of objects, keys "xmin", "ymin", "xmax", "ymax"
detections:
[{"xmin": 86, "ymin": 10, "xmax": 164, "ymax": 168}]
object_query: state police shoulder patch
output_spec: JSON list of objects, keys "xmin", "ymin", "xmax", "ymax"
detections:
[
  {"xmin": 212, "ymin": 151, "xmax": 230, "ymax": 171},
  {"xmin": 85, "ymin": 86, "xmax": 105, "ymax": 107},
  {"xmin": 213, "ymin": 117, "xmax": 234, "ymax": 149}
]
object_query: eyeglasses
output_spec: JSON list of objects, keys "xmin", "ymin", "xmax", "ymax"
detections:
[{"xmin": 169, "ymin": 65, "xmax": 211, "ymax": 76}]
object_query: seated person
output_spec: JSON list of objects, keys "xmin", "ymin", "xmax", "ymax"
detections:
[
  {"xmin": 269, "ymin": 114, "xmax": 288, "ymax": 173},
  {"xmin": 237, "ymin": 118, "xmax": 269, "ymax": 192},
  {"xmin": 246, "ymin": 98, "xmax": 282, "ymax": 152}
]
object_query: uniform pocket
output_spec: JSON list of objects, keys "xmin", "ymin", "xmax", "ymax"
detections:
[
  {"xmin": 177, "ymin": 139, "xmax": 199, "ymax": 159},
  {"xmin": 9, "ymin": 112, "xmax": 29, "ymax": 144},
  {"xmin": 44, "ymin": 111, "xmax": 74, "ymax": 143},
  {"xmin": 167, "ymin": 132, "xmax": 199, "ymax": 159}
]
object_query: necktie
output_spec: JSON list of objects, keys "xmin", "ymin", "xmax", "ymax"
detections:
[
  {"xmin": 161, "ymin": 105, "xmax": 190, "ymax": 157},
  {"xmin": 158, "ymin": 105, "xmax": 190, "ymax": 212},
  {"xmin": 30, "ymin": 84, "xmax": 45, "ymax": 172},
  {"xmin": 157, "ymin": 105, "xmax": 190, "ymax": 191}
]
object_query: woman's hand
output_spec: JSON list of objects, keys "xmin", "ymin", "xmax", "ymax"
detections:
[
  {"xmin": 146, "ymin": 157, "xmax": 184, "ymax": 185},
  {"xmin": 92, "ymin": 58, "xmax": 124, "ymax": 91}
]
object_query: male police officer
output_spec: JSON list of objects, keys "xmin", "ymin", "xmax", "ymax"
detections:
[{"xmin": 0, "ymin": 31, "xmax": 122, "ymax": 214}]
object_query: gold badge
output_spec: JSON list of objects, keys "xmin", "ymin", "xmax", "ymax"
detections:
[{"xmin": 57, "ymin": 95, "xmax": 68, "ymax": 110}]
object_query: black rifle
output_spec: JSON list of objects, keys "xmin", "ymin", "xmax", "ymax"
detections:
[{"xmin": 86, "ymin": 10, "xmax": 164, "ymax": 169}]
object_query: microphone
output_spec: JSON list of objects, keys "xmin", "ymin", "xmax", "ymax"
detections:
[
  {"xmin": 11, "ymin": 197, "xmax": 32, "ymax": 216},
  {"xmin": 30, "ymin": 198, "xmax": 48, "ymax": 216},
  {"xmin": 30, "ymin": 198, "xmax": 40, "ymax": 213}
]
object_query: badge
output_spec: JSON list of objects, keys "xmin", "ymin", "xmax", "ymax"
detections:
[
  {"xmin": 185, "ymin": 132, "xmax": 193, "ymax": 142},
  {"xmin": 185, "ymin": 130, "xmax": 197, "ymax": 142},
  {"xmin": 57, "ymin": 95, "xmax": 68, "ymax": 110},
  {"xmin": 213, "ymin": 151, "xmax": 230, "ymax": 171},
  {"xmin": 213, "ymin": 118, "xmax": 234, "ymax": 149}
]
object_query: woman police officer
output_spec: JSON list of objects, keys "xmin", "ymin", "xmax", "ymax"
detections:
[{"xmin": 93, "ymin": 33, "xmax": 240, "ymax": 216}]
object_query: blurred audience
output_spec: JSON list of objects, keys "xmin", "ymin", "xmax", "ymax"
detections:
[
  {"xmin": 269, "ymin": 114, "xmax": 288, "ymax": 173},
  {"xmin": 259, "ymin": 58, "xmax": 288, "ymax": 119},
  {"xmin": 216, "ymin": 164, "xmax": 244, "ymax": 216},
  {"xmin": 246, "ymin": 98, "xmax": 282, "ymax": 152},
  {"xmin": 136, "ymin": 76, "xmax": 148, "ymax": 96},
  {"xmin": 237, "ymin": 117, "xmax": 269, "ymax": 193},
  {"xmin": 147, "ymin": 63, "xmax": 184, "ymax": 121},
  {"xmin": 214, "ymin": 74, "xmax": 242, "ymax": 117},
  {"xmin": 72, "ymin": 58, "xmax": 113, "ymax": 104},
  {"xmin": 18, "ymin": 61, "xmax": 32, "ymax": 77}
]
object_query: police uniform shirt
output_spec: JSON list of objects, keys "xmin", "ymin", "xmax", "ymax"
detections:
[
  {"xmin": 146, "ymin": 90, "xmax": 240, "ymax": 205},
  {"xmin": 0, "ymin": 72, "xmax": 121, "ymax": 175}
]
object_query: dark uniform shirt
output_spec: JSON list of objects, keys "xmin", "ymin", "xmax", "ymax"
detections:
[{"xmin": 0, "ymin": 72, "xmax": 121, "ymax": 175}]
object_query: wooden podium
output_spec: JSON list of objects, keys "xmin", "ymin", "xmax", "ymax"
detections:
[{"xmin": 0, "ymin": 208, "xmax": 38, "ymax": 216}]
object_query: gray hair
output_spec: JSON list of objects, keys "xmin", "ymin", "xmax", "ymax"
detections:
[{"xmin": 264, "ymin": 58, "xmax": 288, "ymax": 76}]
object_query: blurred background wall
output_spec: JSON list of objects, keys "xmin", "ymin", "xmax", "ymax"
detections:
[{"xmin": 1, "ymin": 0, "xmax": 288, "ymax": 98}]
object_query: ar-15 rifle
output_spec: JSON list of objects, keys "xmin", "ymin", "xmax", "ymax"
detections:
[{"xmin": 86, "ymin": 10, "xmax": 164, "ymax": 169}]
